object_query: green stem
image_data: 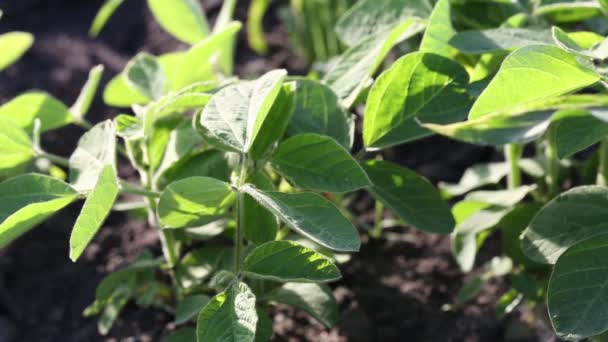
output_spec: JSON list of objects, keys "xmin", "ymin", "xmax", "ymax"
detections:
[
  {"xmin": 214, "ymin": 0, "xmax": 237, "ymax": 32},
  {"xmin": 234, "ymin": 155, "xmax": 249, "ymax": 273},
  {"xmin": 546, "ymin": 133, "xmax": 560, "ymax": 197},
  {"xmin": 370, "ymin": 200, "xmax": 384, "ymax": 239},
  {"xmin": 597, "ymin": 138, "xmax": 608, "ymax": 186},
  {"xmin": 504, "ymin": 144, "xmax": 523, "ymax": 189},
  {"xmin": 119, "ymin": 180, "xmax": 161, "ymax": 198},
  {"xmin": 36, "ymin": 151, "xmax": 70, "ymax": 167}
]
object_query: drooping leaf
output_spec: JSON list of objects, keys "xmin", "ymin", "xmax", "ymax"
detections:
[
  {"xmin": 71, "ymin": 65, "xmax": 104, "ymax": 120},
  {"xmin": 196, "ymin": 282, "xmax": 258, "ymax": 342},
  {"xmin": 522, "ymin": 185, "xmax": 608, "ymax": 264},
  {"xmin": 286, "ymin": 79, "xmax": 352, "ymax": 148},
  {"xmin": 547, "ymin": 235, "xmax": 608, "ymax": 340},
  {"xmin": 103, "ymin": 73, "xmax": 150, "ymax": 107},
  {"xmin": 449, "ymin": 29, "xmax": 553, "ymax": 54},
  {"xmin": 69, "ymin": 166, "xmax": 119, "ymax": 261},
  {"xmin": 362, "ymin": 52, "xmax": 470, "ymax": 149},
  {"xmin": 419, "ymin": 0, "xmax": 457, "ymax": 57},
  {"xmin": 271, "ymin": 133, "xmax": 369, "ymax": 192},
  {"xmin": 323, "ymin": 19, "xmax": 426, "ymax": 107},
  {"xmin": 0, "ymin": 117, "xmax": 34, "ymax": 177},
  {"xmin": 468, "ymin": 45, "xmax": 599, "ymax": 119},
  {"xmin": 175, "ymin": 246, "xmax": 233, "ymax": 289},
  {"xmin": 243, "ymin": 185, "xmax": 360, "ymax": 252},
  {"xmin": 175, "ymin": 295, "xmax": 210, "ymax": 325},
  {"xmin": 363, "ymin": 160, "xmax": 454, "ymax": 234},
  {"xmin": 439, "ymin": 162, "xmax": 509, "ymax": 196},
  {"xmin": 0, "ymin": 174, "xmax": 78, "ymax": 248},
  {"xmin": 551, "ymin": 109, "xmax": 608, "ymax": 159},
  {"xmin": 243, "ymin": 171, "xmax": 278, "ymax": 245},
  {"xmin": 334, "ymin": 0, "xmax": 431, "ymax": 46},
  {"xmin": 147, "ymin": 0, "xmax": 209, "ymax": 44},
  {"xmin": 243, "ymin": 240, "xmax": 341, "ymax": 282},
  {"xmin": 124, "ymin": 53, "xmax": 166, "ymax": 101},
  {"xmin": 198, "ymin": 69, "xmax": 286, "ymax": 153},
  {"xmin": 270, "ymin": 282, "xmax": 338, "ymax": 328},
  {"xmin": 0, "ymin": 92, "xmax": 73, "ymax": 132},
  {"xmin": 423, "ymin": 95, "xmax": 608, "ymax": 146},
  {"xmin": 158, "ymin": 177, "xmax": 235, "ymax": 229},
  {"xmin": 69, "ymin": 120, "xmax": 116, "ymax": 192},
  {"xmin": 0, "ymin": 31, "xmax": 33, "ymax": 71}
]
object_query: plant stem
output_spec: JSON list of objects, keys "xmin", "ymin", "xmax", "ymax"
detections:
[
  {"xmin": 370, "ymin": 200, "xmax": 384, "ymax": 239},
  {"xmin": 598, "ymin": 138, "xmax": 608, "ymax": 186},
  {"xmin": 504, "ymin": 144, "xmax": 523, "ymax": 189},
  {"xmin": 214, "ymin": 0, "xmax": 237, "ymax": 32},
  {"xmin": 234, "ymin": 154, "xmax": 249, "ymax": 274},
  {"xmin": 119, "ymin": 180, "xmax": 161, "ymax": 198},
  {"xmin": 546, "ymin": 132, "xmax": 560, "ymax": 198},
  {"xmin": 36, "ymin": 151, "xmax": 70, "ymax": 167}
]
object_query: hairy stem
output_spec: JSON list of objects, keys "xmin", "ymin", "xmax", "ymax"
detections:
[
  {"xmin": 234, "ymin": 155, "xmax": 249, "ymax": 274},
  {"xmin": 504, "ymin": 144, "xmax": 523, "ymax": 189}
]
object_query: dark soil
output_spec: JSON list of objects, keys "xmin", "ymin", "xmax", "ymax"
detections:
[{"xmin": 0, "ymin": 1, "xmax": 558, "ymax": 341}]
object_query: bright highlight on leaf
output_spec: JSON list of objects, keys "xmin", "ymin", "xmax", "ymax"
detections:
[
  {"xmin": 243, "ymin": 240, "xmax": 341, "ymax": 282},
  {"xmin": 0, "ymin": 31, "xmax": 33, "ymax": 71}
]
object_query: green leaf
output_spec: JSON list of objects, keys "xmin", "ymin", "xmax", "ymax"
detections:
[
  {"xmin": 334, "ymin": 0, "xmax": 431, "ymax": 46},
  {"xmin": 196, "ymin": 282, "xmax": 258, "ymax": 342},
  {"xmin": 449, "ymin": 29, "xmax": 553, "ymax": 54},
  {"xmin": 551, "ymin": 109, "xmax": 608, "ymax": 159},
  {"xmin": 547, "ymin": 235, "xmax": 608, "ymax": 340},
  {"xmin": 522, "ymin": 185, "xmax": 608, "ymax": 264},
  {"xmin": 468, "ymin": 45, "xmax": 599, "ymax": 119},
  {"xmin": 534, "ymin": 1, "xmax": 601, "ymax": 23},
  {"xmin": 439, "ymin": 162, "xmax": 509, "ymax": 196},
  {"xmin": 247, "ymin": 0, "xmax": 271, "ymax": 54},
  {"xmin": 249, "ymin": 82, "xmax": 296, "ymax": 160},
  {"xmin": 0, "ymin": 31, "xmax": 33, "ymax": 71},
  {"xmin": 152, "ymin": 121, "xmax": 204, "ymax": 184},
  {"xmin": 451, "ymin": 202, "xmax": 512, "ymax": 272},
  {"xmin": 0, "ymin": 117, "xmax": 34, "ymax": 177},
  {"xmin": 175, "ymin": 295, "xmax": 210, "ymax": 325},
  {"xmin": 173, "ymin": 22, "xmax": 241, "ymax": 89},
  {"xmin": 147, "ymin": 0, "xmax": 209, "ymax": 44},
  {"xmin": 363, "ymin": 160, "xmax": 454, "ymax": 234},
  {"xmin": 423, "ymin": 95, "xmax": 608, "ymax": 146},
  {"xmin": 0, "ymin": 174, "xmax": 78, "ymax": 248},
  {"xmin": 89, "ymin": 0, "xmax": 126, "ymax": 37},
  {"xmin": 103, "ymin": 72, "xmax": 150, "ymax": 107},
  {"xmin": 124, "ymin": 53, "xmax": 166, "ymax": 101},
  {"xmin": 70, "ymin": 65, "xmax": 104, "ymax": 120},
  {"xmin": 243, "ymin": 240, "xmax": 341, "ymax": 282},
  {"xmin": 157, "ymin": 150, "xmax": 230, "ymax": 189},
  {"xmin": 270, "ymin": 282, "xmax": 338, "ymax": 328},
  {"xmin": 286, "ymin": 79, "xmax": 352, "ymax": 149},
  {"xmin": 243, "ymin": 172, "xmax": 278, "ymax": 245},
  {"xmin": 243, "ymin": 185, "xmax": 360, "ymax": 252},
  {"xmin": 198, "ymin": 69, "xmax": 286, "ymax": 153},
  {"xmin": 69, "ymin": 120, "xmax": 116, "ymax": 192},
  {"xmin": 146, "ymin": 82, "xmax": 217, "ymax": 122},
  {"xmin": 158, "ymin": 177, "xmax": 235, "ymax": 229},
  {"xmin": 419, "ymin": 0, "xmax": 457, "ymax": 57},
  {"xmin": 0, "ymin": 92, "xmax": 73, "ymax": 132},
  {"xmin": 362, "ymin": 52, "xmax": 470, "ymax": 149},
  {"xmin": 69, "ymin": 166, "xmax": 119, "ymax": 261},
  {"xmin": 166, "ymin": 327, "xmax": 197, "ymax": 342},
  {"xmin": 323, "ymin": 19, "xmax": 426, "ymax": 107},
  {"xmin": 176, "ymin": 246, "xmax": 233, "ymax": 288},
  {"xmin": 271, "ymin": 133, "xmax": 369, "ymax": 192},
  {"xmin": 464, "ymin": 185, "xmax": 536, "ymax": 207}
]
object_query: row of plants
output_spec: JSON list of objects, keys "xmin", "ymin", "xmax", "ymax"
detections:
[{"xmin": 4, "ymin": 0, "xmax": 608, "ymax": 340}]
